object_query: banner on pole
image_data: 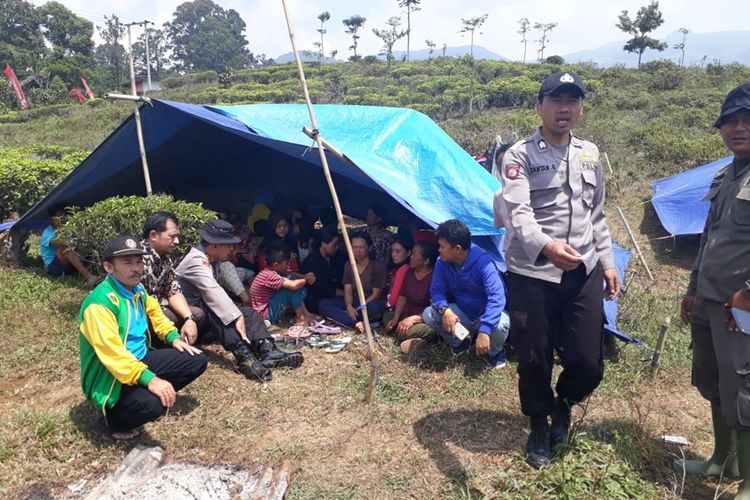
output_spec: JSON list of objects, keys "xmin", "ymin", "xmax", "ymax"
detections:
[
  {"xmin": 69, "ymin": 88, "xmax": 86, "ymax": 103},
  {"xmin": 3, "ymin": 64, "xmax": 29, "ymax": 109},
  {"xmin": 80, "ymin": 76, "xmax": 95, "ymax": 99}
]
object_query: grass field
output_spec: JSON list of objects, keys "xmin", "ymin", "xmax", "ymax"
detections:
[{"xmin": 0, "ymin": 252, "xmax": 737, "ymax": 498}]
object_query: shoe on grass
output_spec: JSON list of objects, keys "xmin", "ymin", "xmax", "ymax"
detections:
[
  {"xmin": 400, "ymin": 337, "xmax": 429, "ymax": 354},
  {"xmin": 487, "ymin": 348, "xmax": 507, "ymax": 368}
]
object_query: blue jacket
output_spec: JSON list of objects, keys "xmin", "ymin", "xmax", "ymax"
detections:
[{"xmin": 430, "ymin": 244, "xmax": 507, "ymax": 334}]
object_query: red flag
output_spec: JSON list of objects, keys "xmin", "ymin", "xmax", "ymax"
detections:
[
  {"xmin": 80, "ymin": 76, "xmax": 95, "ymax": 99},
  {"xmin": 3, "ymin": 64, "xmax": 29, "ymax": 109},
  {"xmin": 69, "ymin": 88, "xmax": 86, "ymax": 103}
]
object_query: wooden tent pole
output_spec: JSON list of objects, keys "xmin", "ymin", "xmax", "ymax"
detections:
[
  {"xmin": 125, "ymin": 23, "xmax": 153, "ymax": 196},
  {"xmin": 280, "ymin": 0, "xmax": 379, "ymax": 403}
]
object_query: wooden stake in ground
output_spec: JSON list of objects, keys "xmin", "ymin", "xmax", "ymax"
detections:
[
  {"xmin": 280, "ymin": 0, "xmax": 379, "ymax": 403},
  {"xmin": 616, "ymin": 205, "xmax": 654, "ymax": 281},
  {"xmin": 650, "ymin": 318, "xmax": 671, "ymax": 372}
]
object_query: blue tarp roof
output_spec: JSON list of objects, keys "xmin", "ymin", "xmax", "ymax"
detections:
[
  {"xmin": 11, "ymin": 100, "xmax": 503, "ymax": 240},
  {"xmin": 651, "ymin": 156, "xmax": 733, "ymax": 236}
]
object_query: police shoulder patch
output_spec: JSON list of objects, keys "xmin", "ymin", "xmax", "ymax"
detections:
[
  {"xmin": 201, "ymin": 259, "xmax": 210, "ymax": 267},
  {"xmin": 505, "ymin": 163, "xmax": 521, "ymax": 180}
]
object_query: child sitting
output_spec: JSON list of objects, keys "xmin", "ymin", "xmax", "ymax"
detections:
[{"xmin": 250, "ymin": 243, "xmax": 315, "ymax": 335}]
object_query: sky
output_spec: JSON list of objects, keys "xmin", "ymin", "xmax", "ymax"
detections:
[{"xmin": 38, "ymin": 0, "xmax": 750, "ymax": 61}]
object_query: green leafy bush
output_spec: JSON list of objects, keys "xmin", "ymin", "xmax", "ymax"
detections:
[
  {"xmin": 0, "ymin": 145, "xmax": 88, "ymax": 220},
  {"xmin": 58, "ymin": 194, "xmax": 215, "ymax": 273}
]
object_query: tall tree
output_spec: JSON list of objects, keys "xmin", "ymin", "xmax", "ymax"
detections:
[
  {"xmin": 397, "ymin": 0, "xmax": 421, "ymax": 61},
  {"xmin": 133, "ymin": 28, "xmax": 168, "ymax": 78},
  {"xmin": 459, "ymin": 14, "xmax": 488, "ymax": 59},
  {"xmin": 0, "ymin": 0, "xmax": 45, "ymax": 71},
  {"xmin": 616, "ymin": 1, "xmax": 668, "ymax": 69},
  {"xmin": 673, "ymin": 27, "xmax": 689, "ymax": 67},
  {"xmin": 316, "ymin": 11, "xmax": 330, "ymax": 66},
  {"xmin": 372, "ymin": 16, "xmax": 407, "ymax": 69},
  {"xmin": 425, "ymin": 39, "xmax": 435, "ymax": 60},
  {"xmin": 95, "ymin": 15, "xmax": 127, "ymax": 88},
  {"xmin": 533, "ymin": 22, "xmax": 557, "ymax": 61},
  {"xmin": 518, "ymin": 18, "xmax": 531, "ymax": 64},
  {"xmin": 342, "ymin": 15, "xmax": 366, "ymax": 61},
  {"xmin": 166, "ymin": 0, "xmax": 250, "ymax": 72},
  {"xmin": 37, "ymin": 2, "xmax": 94, "ymax": 57}
]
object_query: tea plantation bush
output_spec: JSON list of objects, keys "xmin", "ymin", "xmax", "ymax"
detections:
[
  {"xmin": 58, "ymin": 194, "xmax": 215, "ymax": 273},
  {"xmin": 0, "ymin": 145, "xmax": 88, "ymax": 220}
]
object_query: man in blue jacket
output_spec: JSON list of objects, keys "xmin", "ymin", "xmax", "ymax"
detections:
[{"xmin": 422, "ymin": 219, "xmax": 509, "ymax": 367}]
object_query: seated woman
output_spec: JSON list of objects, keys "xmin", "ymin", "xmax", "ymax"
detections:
[
  {"xmin": 386, "ymin": 237, "xmax": 413, "ymax": 309},
  {"xmin": 359, "ymin": 204, "xmax": 396, "ymax": 262},
  {"xmin": 226, "ymin": 211, "xmax": 257, "ymax": 270},
  {"xmin": 319, "ymin": 231, "xmax": 386, "ymax": 331},
  {"xmin": 301, "ymin": 227, "xmax": 343, "ymax": 314},
  {"xmin": 385, "ymin": 241, "xmax": 438, "ymax": 345},
  {"xmin": 250, "ymin": 243, "xmax": 314, "ymax": 336},
  {"xmin": 258, "ymin": 213, "xmax": 300, "ymax": 273}
]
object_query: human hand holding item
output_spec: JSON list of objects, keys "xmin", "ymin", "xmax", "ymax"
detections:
[
  {"xmin": 441, "ymin": 308, "xmax": 459, "ymax": 334},
  {"xmin": 172, "ymin": 338, "xmax": 202, "ymax": 356},
  {"xmin": 727, "ymin": 289, "xmax": 750, "ymax": 332},
  {"xmin": 542, "ymin": 241, "xmax": 582, "ymax": 271},
  {"xmin": 680, "ymin": 295, "xmax": 695, "ymax": 325},
  {"xmin": 603, "ymin": 268, "xmax": 621, "ymax": 300}
]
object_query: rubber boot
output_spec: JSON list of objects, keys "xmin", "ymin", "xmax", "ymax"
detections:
[
  {"xmin": 256, "ymin": 338, "xmax": 304, "ymax": 369},
  {"xmin": 526, "ymin": 416, "xmax": 551, "ymax": 469},
  {"xmin": 736, "ymin": 431, "xmax": 750, "ymax": 499},
  {"xmin": 679, "ymin": 403, "xmax": 738, "ymax": 477},
  {"xmin": 232, "ymin": 343, "xmax": 272, "ymax": 381},
  {"xmin": 550, "ymin": 397, "xmax": 571, "ymax": 456}
]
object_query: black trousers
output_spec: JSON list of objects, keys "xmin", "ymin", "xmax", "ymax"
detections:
[
  {"xmin": 200, "ymin": 305, "xmax": 271, "ymax": 352},
  {"xmin": 107, "ymin": 349, "xmax": 207, "ymax": 432},
  {"xmin": 508, "ymin": 263, "xmax": 604, "ymax": 418},
  {"xmin": 162, "ymin": 305, "xmax": 207, "ymax": 332}
]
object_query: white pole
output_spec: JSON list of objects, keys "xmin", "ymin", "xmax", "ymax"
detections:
[
  {"xmin": 126, "ymin": 24, "xmax": 153, "ymax": 196},
  {"xmin": 616, "ymin": 206, "xmax": 654, "ymax": 281},
  {"xmin": 281, "ymin": 0, "xmax": 379, "ymax": 403},
  {"xmin": 143, "ymin": 21, "xmax": 152, "ymax": 92}
]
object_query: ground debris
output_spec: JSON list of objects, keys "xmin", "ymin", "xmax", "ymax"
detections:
[{"xmin": 76, "ymin": 445, "xmax": 292, "ymax": 499}]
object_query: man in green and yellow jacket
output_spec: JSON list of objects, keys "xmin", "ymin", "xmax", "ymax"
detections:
[{"xmin": 79, "ymin": 236, "xmax": 206, "ymax": 439}]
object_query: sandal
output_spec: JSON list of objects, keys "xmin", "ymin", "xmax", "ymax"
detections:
[
  {"xmin": 96, "ymin": 417, "xmax": 140, "ymax": 440},
  {"xmin": 286, "ymin": 324, "xmax": 311, "ymax": 339},
  {"xmin": 309, "ymin": 321, "xmax": 342, "ymax": 335}
]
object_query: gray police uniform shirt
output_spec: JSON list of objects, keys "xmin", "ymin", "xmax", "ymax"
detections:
[
  {"xmin": 688, "ymin": 157, "xmax": 750, "ymax": 303},
  {"xmin": 175, "ymin": 245, "xmax": 242, "ymax": 325},
  {"xmin": 494, "ymin": 128, "xmax": 615, "ymax": 284}
]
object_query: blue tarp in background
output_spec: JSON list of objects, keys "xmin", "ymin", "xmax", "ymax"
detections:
[
  {"xmin": 651, "ymin": 156, "xmax": 732, "ymax": 236},
  {"xmin": 11, "ymin": 100, "xmax": 503, "ymax": 239},
  {"xmin": 605, "ymin": 242, "xmax": 636, "ymax": 344}
]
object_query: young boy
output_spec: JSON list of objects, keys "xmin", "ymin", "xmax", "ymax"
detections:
[
  {"xmin": 40, "ymin": 208, "xmax": 97, "ymax": 284},
  {"xmin": 250, "ymin": 243, "xmax": 315, "ymax": 333}
]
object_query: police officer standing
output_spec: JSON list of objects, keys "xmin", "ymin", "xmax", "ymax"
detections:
[
  {"xmin": 678, "ymin": 84, "xmax": 750, "ymax": 498},
  {"xmin": 495, "ymin": 72, "xmax": 620, "ymax": 468}
]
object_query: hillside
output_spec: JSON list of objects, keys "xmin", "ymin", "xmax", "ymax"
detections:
[
  {"xmin": 1, "ymin": 58, "xmax": 749, "ymax": 498},
  {"xmin": 564, "ymin": 30, "xmax": 750, "ymax": 67}
]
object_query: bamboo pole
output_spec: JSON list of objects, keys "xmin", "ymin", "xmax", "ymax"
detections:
[
  {"xmin": 126, "ymin": 24, "xmax": 153, "ymax": 196},
  {"xmin": 280, "ymin": 0, "xmax": 379, "ymax": 403},
  {"xmin": 616, "ymin": 206, "xmax": 654, "ymax": 281}
]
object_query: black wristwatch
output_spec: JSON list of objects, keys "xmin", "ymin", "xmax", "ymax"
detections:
[
  {"xmin": 437, "ymin": 305, "xmax": 449, "ymax": 315},
  {"xmin": 183, "ymin": 314, "xmax": 196, "ymax": 322},
  {"xmin": 743, "ymin": 279, "xmax": 750, "ymax": 299}
]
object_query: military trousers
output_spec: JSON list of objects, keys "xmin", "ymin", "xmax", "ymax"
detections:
[
  {"xmin": 508, "ymin": 262, "xmax": 604, "ymax": 418},
  {"xmin": 691, "ymin": 297, "xmax": 750, "ymax": 430}
]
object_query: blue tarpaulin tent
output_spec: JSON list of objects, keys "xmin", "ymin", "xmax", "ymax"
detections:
[
  {"xmin": 7, "ymin": 99, "xmax": 636, "ymax": 341},
  {"xmin": 651, "ymin": 156, "xmax": 732, "ymax": 236}
]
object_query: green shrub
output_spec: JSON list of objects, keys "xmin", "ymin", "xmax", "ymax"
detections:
[
  {"xmin": 59, "ymin": 194, "xmax": 215, "ymax": 274},
  {"xmin": 0, "ymin": 145, "xmax": 88, "ymax": 220}
]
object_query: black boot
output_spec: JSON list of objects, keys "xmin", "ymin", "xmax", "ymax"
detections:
[
  {"xmin": 232, "ymin": 343, "xmax": 272, "ymax": 381},
  {"xmin": 550, "ymin": 397, "xmax": 572, "ymax": 456},
  {"xmin": 526, "ymin": 416, "xmax": 551, "ymax": 469},
  {"xmin": 256, "ymin": 338, "xmax": 304, "ymax": 369}
]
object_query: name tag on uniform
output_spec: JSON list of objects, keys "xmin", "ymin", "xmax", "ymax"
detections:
[{"xmin": 528, "ymin": 164, "xmax": 558, "ymax": 175}]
